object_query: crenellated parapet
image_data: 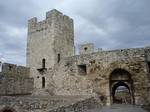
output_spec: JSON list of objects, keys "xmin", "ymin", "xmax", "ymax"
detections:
[
  {"xmin": 28, "ymin": 9, "xmax": 73, "ymax": 34},
  {"xmin": 0, "ymin": 62, "xmax": 34, "ymax": 96},
  {"xmin": 1, "ymin": 63, "xmax": 30, "ymax": 78}
]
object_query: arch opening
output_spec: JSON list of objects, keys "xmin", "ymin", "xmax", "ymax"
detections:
[
  {"xmin": 112, "ymin": 81, "xmax": 131, "ymax": 104},
  {"xmin": 109, "ymin": 69, "xmax": 134, "ymax": 104}
]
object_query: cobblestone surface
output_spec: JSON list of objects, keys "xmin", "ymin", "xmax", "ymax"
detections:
[{"xmin": 87, "ymin": 104, "xmax": 148, "ymax": 112}]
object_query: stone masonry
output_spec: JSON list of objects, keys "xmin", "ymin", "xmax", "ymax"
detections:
[
  {"xmin": 27, "ymin": 9, "xmax": 75, "ymax": 89},
  {"xmin": 0, "ymin": 63, "xmax": 33, "ymax": 95},
  {"xmin": 0, "ymin": 9, "xmax": 150, "ymax": 112},
  {"xmin": 26, "ymin": 9, "xmax": 150, "ymax": 105},
  {"xmin": 27, "ymin": 9, "xmax": 150, "ymax": 105}
]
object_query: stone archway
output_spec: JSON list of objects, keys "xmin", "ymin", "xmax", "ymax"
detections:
[
  {"xmin": 112, "ymin": 81, "xmax": 131, "ymax": 104},
  {"xmin": 109, "ymin": 68, "xmax": 134, "ymax": 104}
]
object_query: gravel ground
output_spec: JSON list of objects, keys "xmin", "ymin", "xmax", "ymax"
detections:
[{"xmin": 87, "ymin": 104, "xmax": 148, "ymax": 112}]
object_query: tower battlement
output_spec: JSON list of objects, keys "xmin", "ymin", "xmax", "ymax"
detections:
[
  {"xmin": 46, "ymin": 9, "xmax": 63, "ymax": 18},
  {"xmin": 46, "ymin": 9, "xmax": 73, "ymax": 23},
  {"xmin": 28, "ymin": 9, "xmax": 73, "ymax": 34}
]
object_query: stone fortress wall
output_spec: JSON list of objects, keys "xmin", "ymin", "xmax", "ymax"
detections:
[
  {"xmin": 0, "ymin": 63, "xmax": 34, "ymax": 95},
  {"xmin": 1, "ymin": 63, "xmax": 30, "ymax": 78},
  {"xmin": 26, "ymin": 9, "xmax": 150, "ymax": 106},
  {"xmin": 0, "ymin": 63, "xmax": 98, "ymax": 112},
  {"xmin": 52, "ymin": 47, "xmax": 150, "ymax": 105},
  {"xmin": 0, "ymin": 9, "xmax": 150, "ymax": 112}
]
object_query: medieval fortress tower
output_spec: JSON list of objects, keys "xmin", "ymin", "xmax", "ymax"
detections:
[
  {"xmin": 0, "ymin": 9, "xmax": 150, "ymax": 112},
  {"xmin": 27, "ymin": 9, "xmax": 75, "ymax": 89}
]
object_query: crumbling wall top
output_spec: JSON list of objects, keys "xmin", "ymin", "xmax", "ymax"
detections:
[
  {"xmin": 65, "ymin": 47, "xmax": 148, "ymax": 64},
  {"xmin": 28, "ymin": 17, "xmax": 37, "ymax": 24},
  {"xmin": 46, "ymin": 9, "xmax": 63, "ymax": 19},
  {"xmin": 1, "ymin": 63, "xmax": 30, "ymax": 78},
  {"xmin": 28, "ymin": 9, "xmax": 73, "ymax": 25},
  {"xmin": 28, "ymin": 9, "xmax": 73, "ymax": 33}
]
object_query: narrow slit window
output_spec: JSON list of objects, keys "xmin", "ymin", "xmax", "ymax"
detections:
[
  {"xmin": 42, "ymin": 77, "xmax": 45, "ymax": 88},
  {"xmin": 0, "ymin": 62, "xmax": 2, "ymax": 72},
  {"xmin": 148, "ymin": 62, "xmax": 150, "ymax": 73},
  {"xmin": 58, "ymin": 54, "xmax": 60, "ymax": 63},
  {"xmin": 42, "ymin": 58, "xmax": 46, "ymax": 68}
]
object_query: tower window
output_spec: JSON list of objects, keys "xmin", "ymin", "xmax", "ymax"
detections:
[
  {"xmin": 147, "ymin": 62, "xmax": 150, "ymax": 73},
  {"xmin": 42, "ymin": 58, "xmax": 46, "ymax": 68},
  {"xmin": 84, "ymin": 47, "xmax": 88, "ymax": 51},
  {"xmin": 8, "ymin": 65, "xmax": 12, "ymax": 71},
  {"xmin": 78, "ymin": 64, "xmax": 87, "ymax": 76},
  {"xmin": 0, "ymin": 62, "xmax": 2, "ymax": 72},
  {"xmin": 42, "ymin": 77, "xmax": 45, "ymax": 88},
  {"xmin": 58, "ymin": 54, "xmax": 60, "ymax": 63}
]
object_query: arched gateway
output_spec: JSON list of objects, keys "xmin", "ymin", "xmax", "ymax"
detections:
[{"xmin": 109, "ymin": 69, "xmax": 135, "ymax": 104}]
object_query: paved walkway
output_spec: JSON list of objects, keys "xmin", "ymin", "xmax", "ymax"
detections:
[{"xmin": 87, "ymin": 104, "xmax": 148, "ymax": 112}]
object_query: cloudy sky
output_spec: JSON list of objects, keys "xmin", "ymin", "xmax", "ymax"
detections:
[{"xmin": 0, "ymin": 0, "xmax": 150, "ymax": 65}]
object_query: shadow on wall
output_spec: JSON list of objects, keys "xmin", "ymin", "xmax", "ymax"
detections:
[{"xmin": 0, "ymin": 107, "xmax": 17, "ymax": 112}]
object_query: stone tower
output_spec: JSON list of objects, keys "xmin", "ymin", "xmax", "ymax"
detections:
[
  {"xmin": 26, "ymin": 9, "xmax": 75, "ymax": 89},
  {"xmin": 79, "ymin": 43, "xmax": 94, "ymax": 54}
]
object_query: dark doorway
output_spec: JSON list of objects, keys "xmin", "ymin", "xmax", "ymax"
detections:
[
  {"xmin": 42, "ymin": 77, "xmax": 45, "ymax": 88},
  {"xmin": 110, "ymin": 69, "xmax": 134, "ymax": 104}
]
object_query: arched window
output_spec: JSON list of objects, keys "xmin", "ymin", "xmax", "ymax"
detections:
[
  {"xmin": 84, "ymin": 47, "xmax": 88, "ymax": 51},
  {"xmin": 42, "ymin": 77, "xmax": 45, "ymax": 88}
]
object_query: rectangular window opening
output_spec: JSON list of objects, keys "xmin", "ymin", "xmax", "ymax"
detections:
[
  {"xmin": 42, "ymin": 59, "xmax": 46, "ymax": 68},
  {"xmin": 58, "ymin": 54, "xmax": 60, "ymax": 63},
  {"xmin": 148, "ymin": 62, "xmax": 150, "ymax": 73},
  {"xmin": 78, "ymin": 64, "xmax": 87, "ymax": 76},
  {"xmin": 8, "ymin": 65, "xmax": 13, "ymax": 71},
  {"xmin": 0, "ymin": 62, "xmax": 2, "ymax": 72},
  {"xmin": 42, "ymin": 77, "xmax": 45, "ymax": 88}
]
